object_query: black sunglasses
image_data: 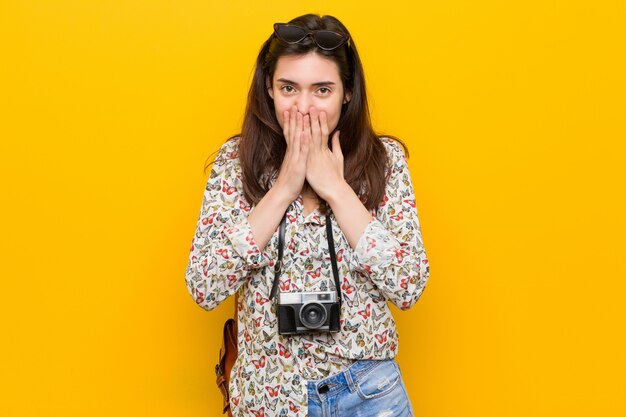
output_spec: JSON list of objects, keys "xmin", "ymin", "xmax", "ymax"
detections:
[{"xmin": 273, "ymin": 23, "xmax": 350, "ymax": 51}]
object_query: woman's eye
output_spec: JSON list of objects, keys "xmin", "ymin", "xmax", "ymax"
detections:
[
  {"xmin": 281, "ymin": 85, "xmax": 295, "ymax": 93},
  {"xmin": 318, "ymin": 87, "xmax": 331, "ymax": 95}
]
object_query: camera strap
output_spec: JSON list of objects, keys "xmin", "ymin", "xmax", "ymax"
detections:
[
  {"xmin": 269, "ymin": 211, "xmax": 287, "ymax": 301},
  {"xmin": 269, "ymin": 210, "xmax": 342, "ymax": 303}
]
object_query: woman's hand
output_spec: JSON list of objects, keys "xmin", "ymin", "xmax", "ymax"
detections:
[
  {"xmin": 303, "ymin": 107, "xmax": 346, "ymax": 201},
  {"xmin": 274, "ymin": 105, "xmax": 310, "ymax": 202}
]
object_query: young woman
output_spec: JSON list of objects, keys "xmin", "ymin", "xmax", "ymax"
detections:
[{"xmin": 186, "ymin": 13, "xmax": 430, "ymax": 417}]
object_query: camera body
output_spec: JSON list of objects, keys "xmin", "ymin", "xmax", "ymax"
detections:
[{"xmin": 277, "ymin": 291, "xmax": 341, "ymax": 335}]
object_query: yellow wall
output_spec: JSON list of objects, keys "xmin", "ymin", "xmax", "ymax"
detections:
[{"xmin": 2, "ymin": 1, "xmax": 625, "ymax": 416}]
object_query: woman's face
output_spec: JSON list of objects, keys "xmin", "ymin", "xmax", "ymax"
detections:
[{"xmin": 268, "ymin": 52, "xmax": 351, "ymax": 134}]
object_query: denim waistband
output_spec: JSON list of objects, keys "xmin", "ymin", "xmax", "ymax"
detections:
[{"xmin": 306, "ymin": 359, "xmax": 393, "ymax": 398}]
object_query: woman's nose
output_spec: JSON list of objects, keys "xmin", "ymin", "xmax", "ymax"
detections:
[{"xmin": 296, "ymin": 94, "xmax": 311, "ymax": 115}]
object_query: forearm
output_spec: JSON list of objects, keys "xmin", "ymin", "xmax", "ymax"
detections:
[
  {"xmin": 325, "ymin": 181, "xmax": 373, "ymax": 249},
  {"xmin": 247, "ymin": 185, "xmax": 294, "ymax": 252},
  {"xmin": 327, "ymin": 181, "xmax": 430, "ymax": 310}
]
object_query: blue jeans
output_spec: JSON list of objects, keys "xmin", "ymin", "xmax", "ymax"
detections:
[{"xmin": 307, "ymin": 360, "xmax": 414, "ymax": 417}]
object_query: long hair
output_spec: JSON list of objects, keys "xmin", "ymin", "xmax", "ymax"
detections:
[{"xmin": 205, "ymin": 14, "xmax": 408, "ymax": 213}]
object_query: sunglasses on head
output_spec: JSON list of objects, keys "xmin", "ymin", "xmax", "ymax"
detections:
[{"xmin": 273, "ymin": 23, "xmax": 350, "ymax": 51}]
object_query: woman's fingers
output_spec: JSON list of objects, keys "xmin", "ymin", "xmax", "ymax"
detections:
[
  {"xmin": 296, "ymin": 111, "xmax": 303, "ymax": 137},
  {"xmin": 302, "ymin": 114, "xmax": 311, "ymax": 159},
  {"xmin": 301, "ymin": 128, "xmax": 310, "ymax": 158},
  {"xmin": 309, "ymin": 107, "xmax": 321, "ymax": 150},
  {"xmin": 292, "ymin": 112, "xmax": 302, "ymax": 156},
  {"xmin": 277, "ymin": 108, "xmax": 305, "ymax": 202},
  {"xmin": 319, "ymin": 111, "xmax": 329, "ymax": 149},
  {"xmin": 331, "ymin": 130, "xmax": 342, "ymax": 162},
  {"xmin": 303, "ymin": 114, "xmax": 311, "ymax": 143},
  {"xmin": 289, "ymin": 105, "xmax": 297, "ymax": 145},
  {"xmin": 283, "ymin": 110, "xmax": 290, "ymax": 147}
]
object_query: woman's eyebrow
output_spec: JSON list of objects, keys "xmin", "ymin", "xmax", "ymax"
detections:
[{"xmin": 276, "ymin": 78, "xmax": 336, "ymax": 87}]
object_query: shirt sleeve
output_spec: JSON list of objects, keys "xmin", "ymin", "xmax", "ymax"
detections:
[
  {"xmin": 185, "ymin": 138, "xmax": 271, "ymax": 311},
  {"xmin": 349, "ymin": 138, "xmax": 430, "ymax": 310}
]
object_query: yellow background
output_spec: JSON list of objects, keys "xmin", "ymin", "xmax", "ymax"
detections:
[{"xmin": 1, "ymin": 0, "xmax": 625, "ymax": 416}]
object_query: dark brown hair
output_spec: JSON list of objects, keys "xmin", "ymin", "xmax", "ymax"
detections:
[{"xmin": 204, "ymin": 14, "xmax": 408, "ymax": 213}]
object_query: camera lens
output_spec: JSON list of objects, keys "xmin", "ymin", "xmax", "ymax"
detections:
[{"xmin": 299, "ymin": 302, "xmax": 327, "ymax": 329}]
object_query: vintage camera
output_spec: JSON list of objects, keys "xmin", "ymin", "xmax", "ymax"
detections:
[{"xmin": 277, "ymin": 291, "xmax": 341, "ymax": 335}]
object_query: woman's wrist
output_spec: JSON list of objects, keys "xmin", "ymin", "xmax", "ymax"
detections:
[
  {"xmin": 247, "ymin": 185, "xmax": 294, "ymax": 252},
  {"xmin": 325, "ymin": 181, "xmax": 372, "ymax": 249},
  {"xmin": 323, "ymin": 180, "xmax": 352, "ymax": 206},
  {"xmin": 267, "ymin": 182, "xmax": 299, "ymax": 207}
]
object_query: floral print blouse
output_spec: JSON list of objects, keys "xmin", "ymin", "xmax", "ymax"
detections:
[{"xmin": 185, "ymin": 136, "xmax": 430, "ymax": 417}]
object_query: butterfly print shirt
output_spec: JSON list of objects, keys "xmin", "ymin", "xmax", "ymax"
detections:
[{"xmin": 185, "ymin": 136, "xmax": 430, "ymax": 417}]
